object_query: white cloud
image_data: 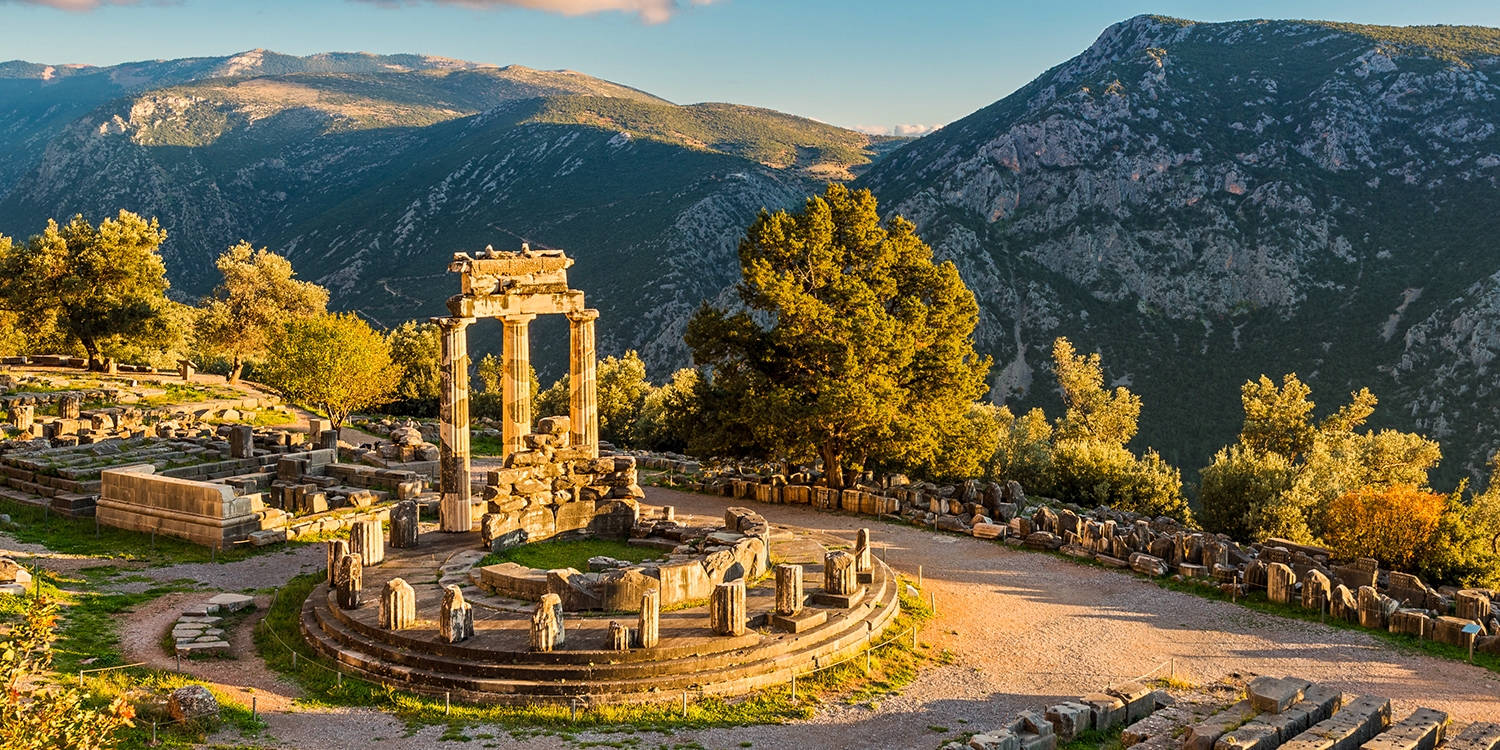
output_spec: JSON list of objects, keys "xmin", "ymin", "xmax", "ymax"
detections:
[
  {"xmin": 358, "ymin": 0, "xmax": 718, "ymax": 24},
  {"xmin": 0, "ymin": 0, "xmax": 145, "ymax": 10},
  {"xmin": 853, "ymin": 123, "xmax": 943, "ymax": 138}
]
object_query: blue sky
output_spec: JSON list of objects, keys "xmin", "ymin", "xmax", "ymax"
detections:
[{"xmin": 3, "ymin": 0, "xmax": 1500, "ymax": 133}]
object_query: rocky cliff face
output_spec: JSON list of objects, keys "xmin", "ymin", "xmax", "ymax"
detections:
[{"xmin": 855, "ymin": 16, "xmax": 1500, "ymax": 484}]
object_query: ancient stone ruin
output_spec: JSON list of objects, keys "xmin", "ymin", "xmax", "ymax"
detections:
[{"xmin": 434, "ymin": 246, "xmax": 601, "ymax": 533}]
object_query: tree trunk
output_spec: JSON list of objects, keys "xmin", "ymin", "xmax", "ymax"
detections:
[
  {"xmin": 228, "ymin": 357, "xmax": 243, "ymax": 384},
  {"xmin": 821, "ymin": 444, "xmax": 845, "ymax": 490},
  {"xmin": 80, "ymin": 336, "xmax": 100, "ymax": 371}
]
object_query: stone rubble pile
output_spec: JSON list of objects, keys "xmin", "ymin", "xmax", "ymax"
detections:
[{"xmin": 946, "ymin": 680, "xmax": 1167, "ymax": 750}]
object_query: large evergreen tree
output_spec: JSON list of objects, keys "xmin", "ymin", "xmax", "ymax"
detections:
[{"xmin": 686, "ymin": 184, "xmax": 991, "ymax": 487}]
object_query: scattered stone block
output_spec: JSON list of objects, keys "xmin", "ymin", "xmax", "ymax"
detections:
[
  {"xmin": 167, "ymin": 685, "xmax": 219, "ymax": 721},
  {"xmin": 1107, "ymin": 681, "xmax": 1156, "ymax": 723},
  {"xmin": 439, "ymin": 584, "xmax": 474, "ymax": 643},
  {"xmin": 1184, "ymin": 701, "xmax": 1258, "ymax": 750},
  {"xmin": 968, "ymin": 730, "xmax": 1019, "ymax": 750},
  {"xmin": 1280, "ymin": 695, "xmax": 1391, "ymax": 750},
  {"xmin": 1081, "ymin": 693, "xmax": 1128, "ymax": 731},
  {"xmin": 1445, "ymin": 722, "xmax": 1500, "ymax": 750},
  {"xmin": 1129, "ymin": 553, "xmax": 1167, "ymax": 577},
  {"xmin": 1249, "ymin": 676, "xmax": 1310, "ymax": 713},
  {"xmin": 1360, "ymin": 707, "xmax": 1446, "ymax": 750},
  {"xmin": 1045, "ymin": 702, "xmax": 1092, "ymax": 741}
]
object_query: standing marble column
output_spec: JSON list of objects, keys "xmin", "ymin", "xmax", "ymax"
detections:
[
  {"xmin": 854, "ymin": 528, "xmax": 872, "ymax": 573},
  {"xmin": 436, "ymin": 316, "xmax": 473, "ymax": 532},
  {"xmin": 325, "ymin": 539, "xmax": 349, "ymax": 585},
  {"xmin": 502, "ymin": 313, "xmax": 536, "ymax": 456},
  {"xmin": 710, "ymin": 580, "xmax": 746, "ymax": 636},
  {"xmin": 380, "ymin": 578, "xmax": 416, "ymax": 630},
  {"xmin": 775, "ymin": 564, "xmax": 803, "ymax": 616},
  {"xmin": 335, "ymin": 553, "xmax": 362, "ymax": 610},
  {"xmin": 566, "ymin": 309, "xmax": 599, "ymax": 455}
]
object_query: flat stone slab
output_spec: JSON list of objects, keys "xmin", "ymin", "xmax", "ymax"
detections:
[
  {"xmin": 809, "ymin": 587, "xmax": 865, "ymax": 608},
  {"xmin": 1185, "ymin": 700, "xmax": 1259, "ymax": 750},
  {"xmin": 771, "ymin": 609, "xmax": 827, "ymax": 634},
  {"xmin": 1218, "ymin": 685, "xmax": 1342, "ymax": 750},
  {"xmin": 0, "ymin": 583, "xmax": 27, "ymax": 596},
  {"xmin": 175, "ymin": 640, "xmax": 230, "ymax": 656},
  {"xmin": 207, "ymin": 593, "xmax": 254, "ymax": 612}
]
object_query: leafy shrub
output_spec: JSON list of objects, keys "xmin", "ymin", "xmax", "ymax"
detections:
[
  {"xmin": 1199, "ymin": 445, "xmax": 1296, "ymax": 540},
  {"xmin": 1321, "ymin": 485, "xmax": 1445, "ymax": 571}
]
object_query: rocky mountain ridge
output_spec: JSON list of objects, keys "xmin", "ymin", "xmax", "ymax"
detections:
[{"xmin": 855, "ymin": 15, "xmax": 1500, "ymax": 485}]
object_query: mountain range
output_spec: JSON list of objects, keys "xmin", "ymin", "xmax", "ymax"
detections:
[{"xmin": 4, "ymin": 17, "xmax": 1500, "ymax": 486}]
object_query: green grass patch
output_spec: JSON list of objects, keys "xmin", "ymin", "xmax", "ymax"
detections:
[
  {"xmin": 1, "ymin": 569, "xmax": 264, "ymax": 749},
  {"xmin": 472, "ymin": 433, "xmax": 506, "ymax": 456},
  {"xmin": 255, "ymin": 571, "xmax": 937, "ymax": 734},
  {"xmin": 0, "ymin": 497, "xmax": 275, "ymax": 566},
  {"xmin": 478, "ymin": 538, "xmax": 662, "ymax": 571},
  {"xmin": 1061, "ymin": 726, "xmax": 1125, "ymax": 750}
]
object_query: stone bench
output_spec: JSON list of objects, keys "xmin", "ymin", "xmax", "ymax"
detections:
[
  {"xmin": 1359, "ymin": 708, "xmax": 1446, "ymax": 750},
  {"xmin": 1446, "ymin": 723, "xmax": 1500, "ymax": 750}
]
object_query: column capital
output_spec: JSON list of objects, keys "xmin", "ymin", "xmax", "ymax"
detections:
[
  {"xmin": 501, "ymin": 313, "xmax": 538, "ymax": 325},
  {"xmin": 566, "ymin": 308, "xmax": 600, "ymax": 323},
  {"xmin": 431, "ymin": 316, "xmax": 474, "ymax": 331}
]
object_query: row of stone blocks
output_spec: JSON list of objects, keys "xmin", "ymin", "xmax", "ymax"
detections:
[
  {"xmin": 957, "ymin": 681, "xmax": 1162, "ymax": 750},
  {"xmin": 1190, "ymin": 675, "xmax": 1499, "ymax": 750},
  {"xmin": 1263, "ymin": 561, "xmax": 1494, "ymax": 649}
]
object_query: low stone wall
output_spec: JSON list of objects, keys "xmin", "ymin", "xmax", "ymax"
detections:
[{"xmin": 96, "ymin": 465, "xmax": 262, "ymax": 547}]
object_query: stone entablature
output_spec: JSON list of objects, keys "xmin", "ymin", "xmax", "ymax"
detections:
[{"xmin": 435, "ymin": 245, "xmax": 601, "ymax": 534}]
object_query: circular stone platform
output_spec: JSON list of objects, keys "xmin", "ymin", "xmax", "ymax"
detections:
[{"xmin": 299, "ymin": 513, "xmax": 901, "ymax": 705}]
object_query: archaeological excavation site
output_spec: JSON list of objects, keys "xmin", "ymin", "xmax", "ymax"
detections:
[{"xmin": 1, "ymin": 245, "xmax": 1497, "ymax": 750}]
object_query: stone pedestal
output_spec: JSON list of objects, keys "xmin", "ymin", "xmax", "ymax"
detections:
[
  {"xmin": 228, "ymin": 424, "xmax": 254, "ymax": 459},
  {"xmin": 609, "ymin": 620, "xmax": 630, "ymax": 651},
  {"xmin": 335, "ymin": 553, "xmax": 362, "ymax": 610},
  {"xmin": 349, "ymin": 518, "xmax": 384, "ymax": 566},
  {"xmin": 436, "ymin": 316, "xmax": 473, "ymax": 532},
  {"xmin": 530, "ymin": 593, "xmax": 564, "ymax": 652},
  {"xmin": 325, "ymin": 539, "xmax": 348, "ymax": 585},
  {"xmin": 637, "ymin": 590, "xmax": 660, "ymax": 648},
  {"xmin": 1267, "ymin": 562, "xmax": 1296, "ymax": 605},
  {"xmin": 710, "ymin": 580, "xmax": 746, "ymax": 636},
  {"xmin": 502, "ymin": 314, "xmax": 536, "ymax": 456},
  {"xmin": 9, "ymin": 404, "xmax": 33, "ymax": 431},
  {"xmin": 380, "ymin": 578, "xmax": 415, "ymax": 630},
  {"xmin": 59, "ymin": 394, "xmax": 80, "ymax": 420},
  {"xmin": 566, "ymin": 309, "xmax": 599, "ymax": 454},
  {"xmin": 318, "ymin": 429, "xmax": 339, "ymax": 451},
  {"xmin": 390, "ymin": 501, "xmax": 419, "ymax": 549},
  {"xmin": 440, "ymin": 584, "xmax": 474, "ymax": 643}
]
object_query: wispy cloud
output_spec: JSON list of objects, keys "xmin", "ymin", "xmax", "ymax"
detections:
[
  {"xmin": 358, "ymin": 0, "xmax": 718, "ymax": 24},
  {"xmin": 853, "ymin": 123, "xmax": 943, "ymax": 138},
  {"xmin": 0, "ymin": 0, "xmax": 146, "ymax": 10}
]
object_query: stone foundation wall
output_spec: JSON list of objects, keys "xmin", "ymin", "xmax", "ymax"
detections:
[{"xmin": 96, "ymin": 466, "xmax": 262, "ymax": 547}]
